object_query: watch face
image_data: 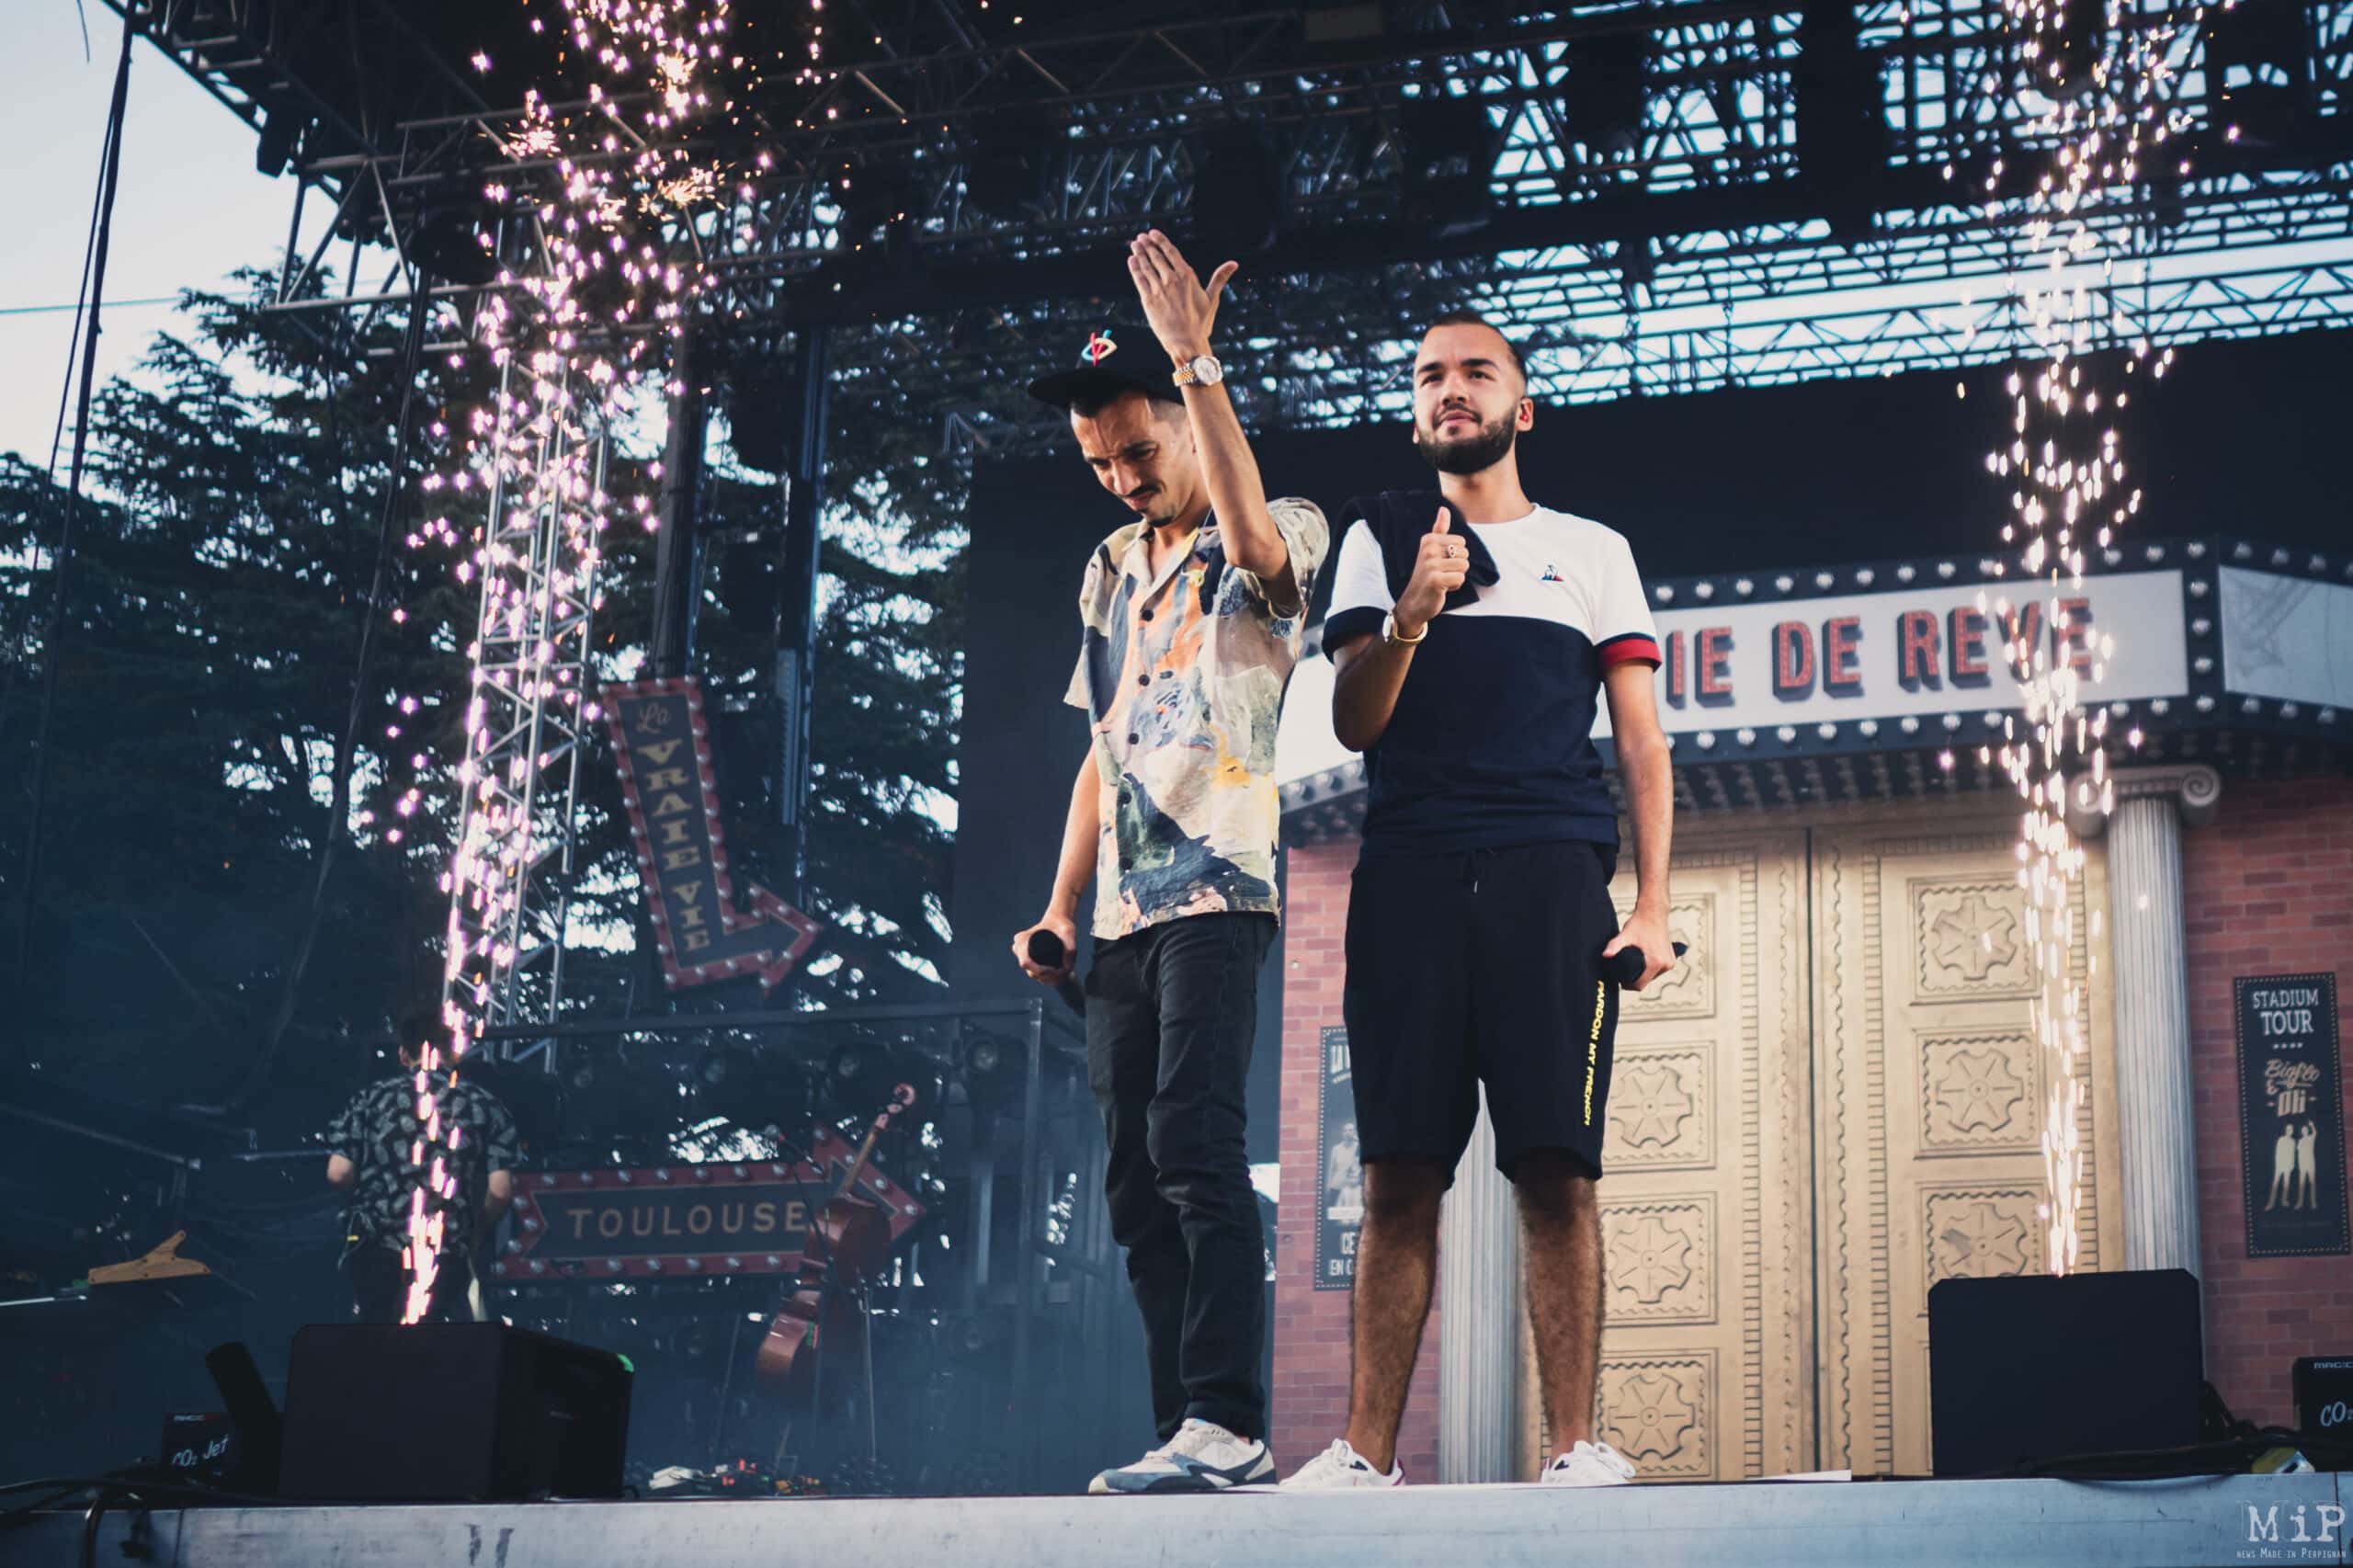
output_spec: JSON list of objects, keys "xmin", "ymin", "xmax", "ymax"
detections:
[{"xmin": 1191, "ymin": 356, "xmax": 1224, "ymax": 385}]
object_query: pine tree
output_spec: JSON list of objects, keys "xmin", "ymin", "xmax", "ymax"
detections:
[{"xmin": 0, "ymin": 273, "xmax": 973, "ymax": 1119}]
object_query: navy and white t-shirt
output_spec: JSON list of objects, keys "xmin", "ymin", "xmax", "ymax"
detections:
[{"xmin": 1323, "ymin": 506, "xmax": 1661, "ymax": 856}]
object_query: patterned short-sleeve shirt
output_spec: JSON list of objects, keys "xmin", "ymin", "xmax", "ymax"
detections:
[
  {"xmin": 1064, "ymin": 498, "xmax": 1329, "ymax": 941},
  {"xmin": 328, "ymin": 1072, "xmax": 521, "ymax": 1255}
]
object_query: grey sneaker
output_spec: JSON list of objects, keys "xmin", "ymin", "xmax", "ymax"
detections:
[
  {"xmin": 1088, "ymin": 1434, "xmax": 1176, "ymax": 1496},
  {"xmin": 1091, "ymin": 1418, "xmax": 1274, "ymax": 1494}
]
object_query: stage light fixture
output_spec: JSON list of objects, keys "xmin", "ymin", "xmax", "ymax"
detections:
[
  {"xmin": 1302, "ymin": 2, "xmax": 1386, "ymax": 51},
  {"xmin": 2205, "ymin": 0, "xmax": 2314, "ymax": 153},
  {"xmin": 455, "ymin": 1054, "xmax": 559, "ymax": 1155},
  {"xmin": 1565, "ymin": 28, "xmax": 1647, "ymax": 161},
  {"xmin": 406, "ymin": 209, "xmax": 501, "ymax": 288},
  {"xmin": 824, "ymin": 1037, "xmax": 892, "ymax": 1110},
  {"xmin": 695, "ymin": 1046, "xmax": 813, "ymax": 1132},
  {"xmin": 1794, "ymin": 4, "xmax": 1891, "ymax": 239},
  {"xmin": 1190, "ymin": 125, "xmax": 1283, "ymax": 256},
  {"xmin": 721, "ymin": 352, "xmax": 802, "ymax": 474},
  {"xmin": 950, "ymin": 1308, "xmax": 1010, "ymax": 1360},
  {"xmin": 2044, "ymin": 0, "xmax": 2107, "ymax": 96},
  {"xmin": 959, "ymin": 1027, "xmax": 1024, "ymax": 1115},
  {"xmin": 558, "ymin": 1054, "xmax": 634, "ymax": 1149},
  {"xmin": 1396, "ymin": 93, "xmax": 1500, "ymax": 240},
  {"xmin": 694, "ymin": 1045, "xmax": 744, "ymax": 1093},
  {"xmin": 255, "ymin": 98, "xmax": 307, "ymax": 179},
  {"xmin": 966, "ymin": 110, "xmax": 1056, "ymax": 214},
  {"xmin": 835, "ymin": 163, "xmax": 916, "ymax": 244}
]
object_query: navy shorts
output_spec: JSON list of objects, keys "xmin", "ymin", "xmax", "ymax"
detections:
[{"xmin": 1341, "ymin": 838, "xmax": 1621, "ymax": 1183}]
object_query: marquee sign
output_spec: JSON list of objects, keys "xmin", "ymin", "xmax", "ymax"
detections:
[
  {"xmin": 1277, "ymin": 536, "xmax": 2349, "ymax": 799},
  {"xmin": 486, "ymin": 1129, "xmax": 926, "ymax": 1282},
  {"xmin": 1605, "ymin": 569, "xmax": 2186, "ymax": 735},
  {"xmin": 604, "ymin": 678, "xmax": 823, "ymax": 994}
]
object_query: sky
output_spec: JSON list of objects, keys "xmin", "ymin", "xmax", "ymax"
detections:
[{"xmin": 0, "ymin": 1, "xmax": 292, "ymax": 467}]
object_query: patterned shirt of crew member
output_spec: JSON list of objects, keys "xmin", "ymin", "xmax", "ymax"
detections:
[
  {"xmin": 327, "ymin": 1073, "xmax": 521, "ymax": 1256},
  {"xmin": 1064, "ymin": 499, "xmax": 1329, "ymax": 941}
]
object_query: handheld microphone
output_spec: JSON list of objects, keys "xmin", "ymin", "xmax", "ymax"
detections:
[
  {"xmin": 1604, "ymin": 939, "xmax": 1689, "ymax": 991},
  {"xmin": 1025, "ymin": 929, "xmax": 1088, "ymax": 1018}
]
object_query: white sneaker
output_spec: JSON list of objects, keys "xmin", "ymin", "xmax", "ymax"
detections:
[
  {"xmin": 1279, "ymin": 1437, "xmax": 1404, "ymax": 1489},
  {"xmin": 1540, "ymin": 1439, "xmax": 1637, "ymax": 1486},
  {"xmin": 1091, "ymin": 1418, "xmax": 1274, "ymax": 1494}
]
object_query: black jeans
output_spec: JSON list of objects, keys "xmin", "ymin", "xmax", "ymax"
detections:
[
  {"xmin": 1086, "ymin": 912, "xmax": 1273, "ymax": 1442},
  {"xmin": 347, "ymin": 1244, "xmax": 476, "ymax": 1324}
]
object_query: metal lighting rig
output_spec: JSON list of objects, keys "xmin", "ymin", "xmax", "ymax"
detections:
[
  {"xmin": 123, "ymin": 0, "xmax": 2353, "ymax": 422},
  {"xmin": 109, "ymin": 0, "xmax": 2352, "ymax": 1028}
]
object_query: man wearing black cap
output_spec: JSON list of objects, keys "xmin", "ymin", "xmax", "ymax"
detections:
[{"xmin": 1013, "ymin": 230, "xmax": 1326, "ymax": 1494}]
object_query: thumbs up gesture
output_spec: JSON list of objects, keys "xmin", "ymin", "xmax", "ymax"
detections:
[{"xmin": 1393, "ymin": 507, "xmax": 1469, "ymax": 638}]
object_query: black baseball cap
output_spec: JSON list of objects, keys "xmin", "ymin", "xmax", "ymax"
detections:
[{"xmin": 1026, "ymin": 328, "xmax": 1183, "ymax": 413}]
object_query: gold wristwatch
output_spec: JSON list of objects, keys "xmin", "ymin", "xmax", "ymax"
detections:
[{"xmin": 1172, "ymin": 354, "xmax": 1224, "ymax": 387}]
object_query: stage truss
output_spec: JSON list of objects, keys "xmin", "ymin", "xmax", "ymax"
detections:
[
  {"xmin": 440, "ymin": 360, "xmax": 606, "ymax": 1052},
  {"xmin": 110, "ymin": 0, "xmax": 2353, "ymax": 1040},
  {"xmin": 120, "ymin": 0, "xmax": 2353, "ymax": 449}
]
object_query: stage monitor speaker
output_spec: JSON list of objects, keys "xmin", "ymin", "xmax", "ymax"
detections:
[
  {"xmin": 278, "ymin": 1323, "xmax": 631, "ymax": 1501},
  {"xmin": 1927, "ymin": 1267, "xmax": 2201, "ymax": 1477},
  {"xmin": 2294, "ymin": 1356, "xmax": 2353, "ymax": 1439}
]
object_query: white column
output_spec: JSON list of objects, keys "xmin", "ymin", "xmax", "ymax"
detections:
[
  {"xmin": 1438, "ymin": 1096, "xmax": 1522, "ymax": 1483},
  {"xmin": 2084, "ymin": 765, "xmax": 2220, "ymax": 1277}
]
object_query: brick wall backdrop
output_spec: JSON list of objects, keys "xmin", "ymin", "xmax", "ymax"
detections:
[
  {"xmin": 1273, "ymin": 836, "xmax": 1442, "ymax": 1479},
  {"xmin": 2184, "ymin": 775, "xmax": 2353, "ymax": 1427}
]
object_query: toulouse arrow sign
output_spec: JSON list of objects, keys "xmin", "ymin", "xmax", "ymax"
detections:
[
  {"xmin": 488, "ymin": 1130, "xmax": 926, "ymax": 1282},
  {"xmin": 604, "ymin": 678, "xmax": 822, "ymax": 994}
]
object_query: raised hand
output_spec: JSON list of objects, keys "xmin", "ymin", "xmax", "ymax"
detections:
[
  {"xmin": 1127, "ymin": 229, "xmax": 1237, "ymax": 364},
  {"xmin": 1392, "ymin": 507, "xmax": 1469, "ymax": 637}
]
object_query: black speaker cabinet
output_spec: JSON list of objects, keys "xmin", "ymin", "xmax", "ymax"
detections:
[
  {"xmin": 1927, "ymin": 1268, "xmax": 2202, "ymax": 1477},
  {"xmin": 2294, "ymin": 1356, "xmax": 2353, "ymax": 1439},
  {"xmin": 278, "ymin": 1323, "xmax": 631, "ymax": 1500}
]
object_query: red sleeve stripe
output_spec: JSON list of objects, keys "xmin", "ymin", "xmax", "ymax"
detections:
[{"xmin": 1597, "ymin": 632, "xmax": 1662, "ymax": 669}]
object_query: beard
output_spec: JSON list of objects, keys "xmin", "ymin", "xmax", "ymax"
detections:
[{"xmin": 1414, "ymin": 409, "xmax": 1517, "ymax": 476}]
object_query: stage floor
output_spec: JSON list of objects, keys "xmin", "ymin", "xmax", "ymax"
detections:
[{"xmin": 6, "ymin": 1471, "xmax": 2347, "ymax": 1568}]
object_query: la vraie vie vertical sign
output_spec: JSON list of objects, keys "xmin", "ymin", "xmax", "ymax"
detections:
[
  {"xmin": 1313, "ymin": 1026, "xmax": 1362, "ymax": 1292},
  {"xmin": 604, "ymin": 679, "xmax": 821, "ymax": 994}
]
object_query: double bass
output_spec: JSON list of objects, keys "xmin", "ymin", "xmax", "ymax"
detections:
[{"xmin": 755, "ymin": 1083, "xmax": 916, "ymax": 1395}]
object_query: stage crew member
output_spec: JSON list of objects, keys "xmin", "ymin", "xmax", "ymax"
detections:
[
  {"xmin": 325, "ymin": 1005, "xmax": 521, "ymax": 1324},
  {"xmin": 1283, "ymin": 311, "xmax": 1675, "ymax": 1490},
  {"xmin": 1015, "ymin": 231, "xmax": 1327, "ymax": 1494}
]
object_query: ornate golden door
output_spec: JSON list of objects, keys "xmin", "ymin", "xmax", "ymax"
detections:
[
  {"xmin": 1518, "ymin": 801, "xmax": 2118, "ymax": 1480},
  {"xmin": 1809, "ymin": 809, "xmax": 2120, "ymax": 1478}
]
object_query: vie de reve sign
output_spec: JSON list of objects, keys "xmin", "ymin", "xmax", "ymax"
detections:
[{"xmin": 1593, "ymin": 569, "xmax": 2188, "ymax": 740}]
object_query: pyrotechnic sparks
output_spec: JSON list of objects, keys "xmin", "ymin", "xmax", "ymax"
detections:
[
  {"xmin": 400, "ymin": 0, "xmax": 733, "ymax": 1325},
  {"xmin": 1984, "ymin": 0, "xmax": 2222, "ymax": 1276}
]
